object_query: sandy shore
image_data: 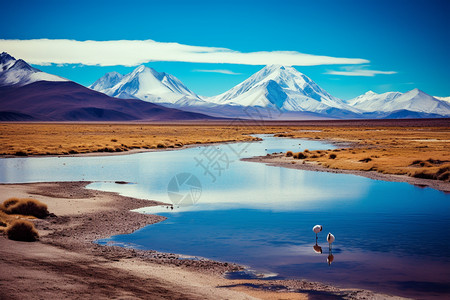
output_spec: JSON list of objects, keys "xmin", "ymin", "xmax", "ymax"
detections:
[
  {"xmin": 243, "ymin": 154, "xmax": 450, "ymax": 193},
  {"xmin": 0, "ymin": 181, "xmax": 407, "ymax": 299}
]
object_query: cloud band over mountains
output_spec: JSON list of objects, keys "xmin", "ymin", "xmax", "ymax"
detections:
[{"xmin": 0, "ymin": 39, "xmax": 369, "ymax": 67}]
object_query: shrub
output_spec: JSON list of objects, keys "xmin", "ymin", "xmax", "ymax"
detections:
[
  {"xmin": 437, "ymin": 171, "xmax": 450, "ymax": 181},
  {"xmin": 157, "ymin": 143, "xmax": 166, "ymax": 148},
  {"xmin": 286, "ymin": 151, "xmax": 293, "ymax": 157},
  {"xmin": 6, "ymin": 219, "xmax": 39, "ymax": 242},
  {"xmin": 329, "ymin": 154, "xmax": 337, "ymax": 159},
  {"xmin": 410, "ymin": 160, "xmax": 432, "ymax": 167},
  {"xmin": 436, "ymin": 166, "xmax": 450, "ymax": 181},
  {"xmin": 427, "ymin": 159, "xmax": 446, "ymax": 165},
  {"xmin": 2, "ymin": 197, "xmax": 20, "ymax": 209},
  {"xmin": 297, "ymin": 152, "xmax": 307, "ymax": 159},
  {"xmin": 275, "ymin": 133, "xmax": 294, "ymax": 137},
  {"xmin": 359, "ymin": 158, "xmax": 372, "ymax": 163},
  {"xmin": 2, "ymin": 198, "xmax": 49, "ymax": 219},
  {"xmin": 412, "ymin": 171, "xmax": 435, "ymax": 180}
]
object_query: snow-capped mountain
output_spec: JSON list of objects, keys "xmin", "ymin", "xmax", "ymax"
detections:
[
  {"xmin": 87, "ymin": 63, "xmax": 450, "ymax": 119},
  {"xmin": 89, "ymin": 65, "xmax": 204, "ymax": 106},
  {"xmin": 0, "ymin": 52, "xmax": 68, "ymax": 87},
  {"xmin": 347, "ymin": 89, "xmax": 450, "ymax": 116},
  {"xmin": 434, "ymin": 96, "xmax": 450, "ymax": 104},
  {"xmin": 89, "ymin": 71, "xmax": 123, "ymax": 92},
  {"xmin": 208, "ymin": 65, "xmax": 359, "ymax": 114},
  {"xmin": 347, "ymin": 91, "xmax": 403, "ymax": 111}
]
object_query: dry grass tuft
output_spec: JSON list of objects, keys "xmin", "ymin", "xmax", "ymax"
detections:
[
  {"xmin": 286, "ymin": 151, "xmax": 293, "ymax": 157},
  {"xmin": 359, "ymin": 157, "xmax": 372, "ymax": 163},
  {"xmin": 297, "ymin": 152, "xmax": 308, "ymax": 159},
  {"xmin": 329, "ymin": 154, "xmax": 337, "ymax": 159},
  {"xmin": 1, "ymin": 198, "xmax": 49, "ymax": 219},
  {"xmin": 413, "ymin": 166, "xmax": 450, "ymax": 181},
  {"xmin": 2, "ymin": 197, "xmax": 20, "ymax": 209},
  {"xmin": 6, "ymin": 219, "xmax": 39, "ymax": 242}
]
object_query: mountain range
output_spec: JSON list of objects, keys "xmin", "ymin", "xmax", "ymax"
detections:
[
  {"xmin": 1, "ymin": 51, "xmax": 449, "ymax": 120},
  {"xmin": 90, "ymin": 64, "xmax": 450, "ymax": 119},
  {"xmin": 0, "ymin": 52, "xmax": 217, "ymax": 121}
]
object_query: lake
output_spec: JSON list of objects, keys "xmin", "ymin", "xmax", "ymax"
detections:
[{"xmin": 1, "ymin": 135, "xmax": 449, "ymax": 299}]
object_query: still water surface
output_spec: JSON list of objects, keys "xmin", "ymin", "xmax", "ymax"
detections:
[{"xmin": 1, "ymin": 135, "xmax": 449, "ymax": 298}]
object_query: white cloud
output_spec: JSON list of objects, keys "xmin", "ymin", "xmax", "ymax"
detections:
[
  {"xmin": 193, "ymin": 69, "xmax": 241, "ymax": 75},
  {"xmin": 326, "ymin": 66, "xmax": 397, "ymax": 77},
  {"xmin": 0, "ymin": 39, "xmax": 369, "ymax": 67}
]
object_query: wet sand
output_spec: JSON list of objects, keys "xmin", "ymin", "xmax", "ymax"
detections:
[{"xmin": 0, "ymin": 182, "xmax": 406, "ymax": 299}]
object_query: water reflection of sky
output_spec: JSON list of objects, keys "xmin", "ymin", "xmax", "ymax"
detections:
[{"xmin": 1, "ymin": 135, "xmax": 449, "ymax": 298}]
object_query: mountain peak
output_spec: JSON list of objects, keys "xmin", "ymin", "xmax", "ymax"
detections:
[
  {"xmin": 403, "ymin": 88, "xmax": 425, "ymax": 98},
  {"xmin": 105, "ymin": 71, "xmax": 122, "ymax": 77},
  {"xmin": 1, "ymin": 52, "xmax": 17, "ymax": 71},
  {"xmin": 0, "ymin": 52, "xmax": 68, "ymax": 87},
  {"xmin": 1, "ymin": 52, "xmax": 15, "ymax": 63},
  {"xmin": 90, "ymin": 65, "xmax": 200, "ymax": 105},
  {"xmin": 134, "ymin": 65, "xmax": 147, "ymax": 73},
  {"xmin": 265, "ymin": 64, "xmax": 288, "ymax": 69},
  {"xmin": 262, "ymin": 64, "xmax": 298, "ymax": 74},
  {"xmin": 209, "ymin": 64, "xmax": 352, "ymax": 113},
  {"xmin": 348, "ymin": 88, "xmax": 450, "ymax": 116}
]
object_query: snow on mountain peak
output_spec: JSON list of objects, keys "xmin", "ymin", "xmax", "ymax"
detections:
[
  {"xmin": 89, "ymin": 71, "xmax": 123, "ymax": 92},
  {"xmin": 134, "ymin": 65, "xmax": 146, "ymax": 73},
  {"xmin": 0, "ymin": 52, "xmax": 68, "ymax": 87},
  {"xmin": 434, "ymin": 96, "xmax": 450, "ymax": 103},
  {"xmin": 208, "ymin": 64, "xmax": 355, "ymax": 113},
  {"xmin": 89, "ymin": 65, "xmax": 201, "ymax": 105},
  {"xmin": 1, "ymin": 52, "xmax": 16, "ymax": 70},
  {"xmin": 347, "ymin": 88, "xmax": 450, "ymax": 116}
]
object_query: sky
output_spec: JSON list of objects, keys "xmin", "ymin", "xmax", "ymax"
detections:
[{"xmin": 1, "ymin": 0, "xmax": 449, "ymax": 99}]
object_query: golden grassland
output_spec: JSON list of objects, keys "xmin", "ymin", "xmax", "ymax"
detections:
[
  {"xmin": 0, "ymin": 122, "xmax": 449, "ymax": 182},
  {"xmin": 280, "ymin": 126, "xmax": 450, "ymax": 181},
  {"xmin": 0, "ymin": 123, "xmax": 283, "ymax": 156}
]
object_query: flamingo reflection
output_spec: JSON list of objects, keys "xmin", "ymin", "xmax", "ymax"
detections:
[
  {"xmin": 313, "ymin": 244, "xmax": 322, "ymax": 254},
  {"xmin": 327, "ymin": 251, "xmax": 334, "ymax": 265}
]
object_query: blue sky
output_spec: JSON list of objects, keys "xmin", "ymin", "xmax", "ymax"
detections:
[{"xmin": 1, "ymin": 0, "xmax": 449, "ymax": 99}]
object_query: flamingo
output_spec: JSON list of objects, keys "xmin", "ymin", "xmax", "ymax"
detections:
[
  {"xmin": 312, "ymin": 225, "xmax": 323, "ymax": 243},
  {"xmin": 327, "ymin": 233, "xmax": 335, "ymax": 250}
]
